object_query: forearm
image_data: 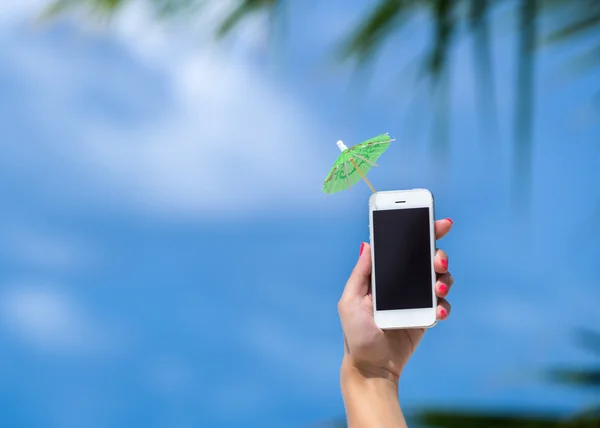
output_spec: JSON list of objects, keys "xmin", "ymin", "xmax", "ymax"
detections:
[{"xmin": 340, "ymin": 358, "xmax": 408, "ymax": 428}]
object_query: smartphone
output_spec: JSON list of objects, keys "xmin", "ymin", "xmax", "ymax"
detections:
[{"xmin": 368, "ymin": 189, "xmax": 437, "ymax": 329}]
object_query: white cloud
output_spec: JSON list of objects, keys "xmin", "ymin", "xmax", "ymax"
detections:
[
  {"xmin": 0, "ymin": 0, "xmax": 337, "ymax": 220},
  {"xmin": 76, "ymin": 50, "xmax": 329, "ymax": 218},
  {"xmin": 0, "ymin": 285, "xmax": 114, "ymax": 353},
  {"xmin": 0, "ymin": 0, "xmax": 47, "ymax": 24}
]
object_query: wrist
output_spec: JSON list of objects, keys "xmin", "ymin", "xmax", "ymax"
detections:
[{"xmin": 341, "ymin": 356, "xmax": 400, "ymax": 388}]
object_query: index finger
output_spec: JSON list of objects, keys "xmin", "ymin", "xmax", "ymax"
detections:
[{"xmin": 435, "ymin": 218, "xmax": 453, "ymax": 240}]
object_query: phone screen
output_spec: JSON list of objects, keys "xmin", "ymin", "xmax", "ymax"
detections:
[{"xmin": 372, "ymin": 207, "xmax": 433, "ymax": 311}]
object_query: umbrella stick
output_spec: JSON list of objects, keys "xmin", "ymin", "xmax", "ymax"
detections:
[{"xmin": 349, "ymin": 158, "xmax": 376, "ymax": 193}]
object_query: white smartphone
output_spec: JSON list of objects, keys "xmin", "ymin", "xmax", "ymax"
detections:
[{"xmin": 368, "ymin": 189, "xmax": 437, "ymax": 330}]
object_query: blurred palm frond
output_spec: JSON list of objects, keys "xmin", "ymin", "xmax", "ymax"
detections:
[
  {"xmin": 43, "ymin": 0, "xmax": 197, "ymax": 20},
  {"xmin": 544, "ymin": 0, "xmax": 600, "ymax": 44},
  {"xmin": 414, "ymin": 331, "xmax": 600, "ymax": 428},
  {"xmin": 216, "ymin": 0, "xmax": 280, "ymax": 38},
  {"xmin": 339, "ymin": 0, "xmax": 460, "ymax": 81},
  {"xmin": 469, "ymin": 0, "xmax": 498, "ymax": 144},
  {"xmin": 416, "ymin": 409, "xmax": 600, "ymax": 428},
  {"xmin": 339, "ymin": 0, "xmax": 418, "ymax": 65},
  {"xmin": 43, "ymin": 0, "xmax": 126, "ymax": 19},
  {"xmin": 43, "ymin": 0, "xmax": 600, "ymax": 206},
  {"xmin": 575, "ymin": 329, "xmax": 600, "ymax": 356},
  {"xmin": 541, "ymin": 0, "xmax": 600, "ymax": 96},
  {"xmin": 548, "ymin": 368, "xmax": 600, "ymax": 388},
  {"xmin": 546, "ymin": 329, "xmax": 600, "ymax": 389},
  {"xmin": 512, "ymin": 0, "xmax": 537, "ymax": 209}
]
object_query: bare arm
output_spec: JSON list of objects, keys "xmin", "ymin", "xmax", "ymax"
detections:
[{"xmin": 340, "ymin": 357, "xmax": 408, "ymax": 428}]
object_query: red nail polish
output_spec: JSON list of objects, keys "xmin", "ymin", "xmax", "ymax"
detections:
[
  {"xmin": 359, "ymin": 242, "xmax": 365, "ymax": 256},
  {"xmin": 439, "ymin": 284, "xmax": 448, "ymax": 294},
  {"xmin": 440, "ymin": 309, "xmax": 447, "ymax": 317},
  {"xmin": 441, "ymin": 259, "xmax": 448, "ymax": 269},
  {"xmin": 446, "ymin": 218, "xmax": 453, "ymax": 225}
]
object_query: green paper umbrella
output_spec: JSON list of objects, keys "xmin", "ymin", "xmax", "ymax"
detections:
[{"xmin": 322, "ymin": 133, "xmax": 394, "ymax": 194}]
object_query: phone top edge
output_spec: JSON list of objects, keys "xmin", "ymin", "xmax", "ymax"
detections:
[
  {"xmin": 369, "ymin": 188, "xmax": 433, "ymax": 198},
  {"xmin": 370, "ymin": 188, "xmax": 431, "ymax": 195}
]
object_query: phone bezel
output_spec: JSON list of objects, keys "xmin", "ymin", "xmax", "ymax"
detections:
[{"xmin": 368, "ymin": 189, "xmax": 438, "ymax": 330}]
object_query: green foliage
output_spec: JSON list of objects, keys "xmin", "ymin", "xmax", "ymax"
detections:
[
  {"xmin": 338, "ymin": 0, "xmax": 460, "ymax": 79},
  {"xmin": 544, "ymin": 0, "xmax": 600, "ymax": 44},
  {"xmin": 416, "ymin": 409, "xmax": 600, "ymax": 428},
  {"xmin": 43, "ymin": 0, "xmax": 125, "ymax": 19},
  {"xmin": 541, "ymin": 0, "xmax": 600, "ymax": 111},
  {"xmin": 318, "ymin": 330, "xmax": 600, "ymax": 427},
  {"xmin": 546, "ymin": 330, "xmax": 600, "ymax": 390},
  {"xmin": 414, "ymin": 330, "xmax": 600, "ymax": 427},
  {"xmin": 339, "ymin": 0, "xmax": 417, "ymax": 64},
  {"xmin": 43, "ymin": 0, "xmax": 203, "ymax": 21},
  {"xmin": 575, "ymin": 330, "xmax": 600, "ymax": 356},
  {"xmin": 549, "ymin": 369, "xmax": 600, "ymax": 388},
  {"xmin": 216, "ymin": 0, "xmax": 280, "ymax": 39},
  {"xmin": 44, "ymin": 0, "xmax": 599, "ymax": 207},
  {"xmin": 44, "ymin": 0, "xmax": 280, "ymax": 25}
]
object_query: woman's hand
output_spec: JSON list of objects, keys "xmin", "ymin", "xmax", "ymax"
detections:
[
  {"xmin": 338, "ymin": 218, "xmax": 453, "ymax": 427},
  {"xmin": 338, "ymin": 218, "xmax": 454, "ymax": 382}
]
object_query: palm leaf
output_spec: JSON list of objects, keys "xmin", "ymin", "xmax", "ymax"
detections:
[
  {"xmin": 425, "ymin": 0, "xmax": 455, "ymax": 77},
  {"xmin": 41, "ymin": 0, "xmax": 78, "ymax": 18},
  {"xmin": 568, "ymin": 405, "xmax": 600, "ymax": 425},
  {"xmin": 416, "ymin": 409, "xmax": 600, "ymax": 428},
  {"xmin": 38, "ymin": 0, "xmax": 600, "ymax": 211},
  {"xmin": 339, "ymin": 0, "xmax": 418, "ymax": 64},
  {"xmin": 151, "ymin": 0, "xmax": 203, "ymax": 19},
  {"xmin": 548, "ymin": 368, "xmax": 600, "ymax": 388},
  {"xmin": 43, "ymin": 0, "xmax": 125, "ymax": 18},
  {"xmin": 511, "ymin": 0, "xmax": 537, "ymax": 210},
  {"xmin": 544, "ymin": 2, "xmax": 600, "ymax": 44},
  {"xmin": 546, "ymin": 329, "xmax": 600, "ymax": 388},
  {"xmin": 469, "ymin": 0, "xmax": 498, "ymax": 144},
  {"xmin": 216, "ymin": 0, "xmax": 279, "ymax": 38},
  {"xmin": 575, "ymin": 329, "xmax": 600, "ymax": 356},
  {"xmin": 541, "ymin": 0, "xmax": 600, "ymax": 83}
]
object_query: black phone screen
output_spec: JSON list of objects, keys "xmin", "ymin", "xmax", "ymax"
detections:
[{"xmin": 372, "ymin": 207, "xmax": 434, "ymax": 311}]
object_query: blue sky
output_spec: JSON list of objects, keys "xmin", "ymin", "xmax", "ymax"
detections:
[{"xmin": 0, "ymin": 1, "xmax": 598, "ymax": 427}]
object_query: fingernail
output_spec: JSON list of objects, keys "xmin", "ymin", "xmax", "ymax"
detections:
[
  {"xmin": 446, "ymin": 218, "xmax": 453, "ymax": 225},
  {"xmin": 441, "ymin": 259, "xmax": 448, "ymax": 269},
  {"xmin": 440, "ymin": 309, "xmax": 447, "ymax": 318},
  {"xmin": 439, "ymin": 283, "xmax": 448, "ymax": 294},
  {"xmin": 359, "ymin": 242, "xmax": 365, "ymax": 256}
]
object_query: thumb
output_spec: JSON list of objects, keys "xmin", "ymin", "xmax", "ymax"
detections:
[{"xmin": 342, "ymin": 242, "xmax": 372, "ymax": 299}]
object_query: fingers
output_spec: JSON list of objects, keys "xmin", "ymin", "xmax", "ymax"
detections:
[
  {"xmin": 435, "ymin": 248, "xmax": 448, "ymax": 274},
  {"xmin": 434, "ymin": 221, "xmax": 453, "ymax": 316},
  {"xmin": 435, "ymin": 272, "xmax": 453, "ymax": 298},
  {"xmin": 435, "ymin": 218, "xmax": 453, "ymax": 240},
  {"xmin": 341, "ymin": 242, "xmax": 372, "ymax": 300},
  {"xmin": 436, "ymin": 298, "xmax": 451, "ymax": 320}
]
